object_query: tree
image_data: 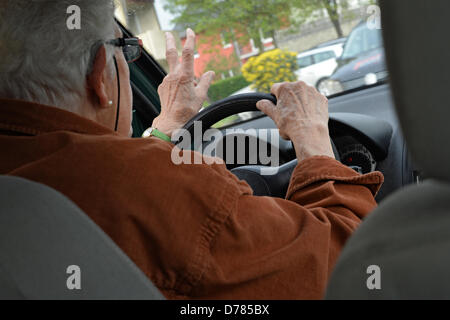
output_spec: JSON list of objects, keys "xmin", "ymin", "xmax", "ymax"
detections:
[
  {"xmin": 321, "ymin": 0, "xmax": 352, "ymax": 38},
  {"xmin": 165, "ymin": 0, "xmax": 357, "ymax": 54},
  {"xmin": 293, "ymin": 0, "xmax": 351, "ymax": 38},
  {"xmin": 164, "ymin": 0, "xmax": 296, "ymax": 53}
]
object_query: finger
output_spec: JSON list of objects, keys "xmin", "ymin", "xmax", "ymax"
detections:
[
  {"xmin": 279, "ymin": 132, "xmax": 290, "ymax": 141},
  {"xmin": 181, "ymin": 28, "xmax": 195, "ymax": 80},
  {"xmin": 295, "ymin": 80, "xmax": 307, "ymax": 87},
  {"xmin": 256, "ymin": 99, "xmax": 276, "ymax": 118},
  {"xmin": 195, "ymin": 71, "xmax": 215, "ymax": 101},
  {"xmin": 270, "ymin": 83, "xmax": 282, "ymax": 97},
  {"xmin": 165, "ymin": 32, "xmax": 179, "ymax": 73}
]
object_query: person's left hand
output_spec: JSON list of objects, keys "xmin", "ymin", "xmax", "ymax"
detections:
[{"xmin": 152, "ymin": 28, "xmax": 215, "ymax": 137}]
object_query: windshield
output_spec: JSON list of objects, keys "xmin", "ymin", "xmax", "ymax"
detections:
[{"xmin": 115, "ymin": 0, "xmax": 386, "ymax": 127}]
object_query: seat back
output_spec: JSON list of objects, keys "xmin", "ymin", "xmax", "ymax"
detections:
[
  {"xmin": 326, "ymin": 181, "xmax": 450, "ymax": 299},
  {"xmin": 0, "ymin": 175, "xmax": 164, "ymax": 299},
  {"xmin": 326, "ymin": 0, "xmax": 450, "ymax": 299}
]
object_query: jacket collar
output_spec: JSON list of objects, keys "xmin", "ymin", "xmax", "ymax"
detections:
[{"xmin": 0, "ymin": 98, "xmax": 116, "ymax": 136}]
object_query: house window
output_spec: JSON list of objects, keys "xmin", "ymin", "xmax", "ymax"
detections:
[
  {"xmin": 238, "ymin": 38, "xmax": 260, "ymax": 60},
  {"xmin": 221, "ymin": 32, "xmax": 233, "ymax": 49},
  {"xmin": 259, "ymin": 29, "xmax": 273, "ymax": 45}
]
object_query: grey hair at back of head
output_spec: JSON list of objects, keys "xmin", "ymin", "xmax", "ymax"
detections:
[{"xmin": 0, "ymin": 0, "xmax": 116, "ymax": 111}]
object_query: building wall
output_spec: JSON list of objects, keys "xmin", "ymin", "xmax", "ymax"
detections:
[
  {"xmin": 276, "ymin": 6, "xmax": 370, "ymax": 52},
  {"xmin": 277, "ymin": 20, "xmax": 360, "ymax": 53},
  {"xmin": 133, "ymin": 5, "xmax": 167, "ymax": 63},
  {"xmin": 115, "ymin": 0, "xmax": 167, "ymax": 68},
  {"xmin": 180, "ymin": 33, "xmax": 275, "ymax": 80}
]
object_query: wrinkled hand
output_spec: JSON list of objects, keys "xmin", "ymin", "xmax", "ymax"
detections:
[
  {"xmin": 152, "ymin": 28, "xmax": 215, "ymax": 137},
  {"xmin": 256, "ymin": 81, "xmax": 335, "ymax": 161}
]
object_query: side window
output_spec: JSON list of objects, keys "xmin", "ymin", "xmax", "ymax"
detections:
[
  {"xmin": 297, "ymin": 55, "xmax": 314, "ymax": 68},
  {"xmin": 314, "ymin": 51, "xmax": 336, "ymax": 63}
]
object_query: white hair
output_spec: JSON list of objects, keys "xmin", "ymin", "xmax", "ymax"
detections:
[{"xmin": 0, "ymin": 0, "xmax": 116, "ymax": 111}]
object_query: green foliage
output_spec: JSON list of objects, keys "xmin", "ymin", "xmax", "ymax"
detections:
[
  {"xmin": 241, "ymin": 49, "xmax": 298, "ymax": 93},
  {"xmin": 208, "ymin": 75, "xmax": 250, "ymax": 101},
  {"xmin": 164, "ymin": 0, "xmax": 296, "ymax": 52},
  {"xmin": 164, "ymin": 0, "xmax": 353, "ymax": 51},
  {"xmin": 295, "ymin": 0, "xmax": 351, "ymax": 37}
]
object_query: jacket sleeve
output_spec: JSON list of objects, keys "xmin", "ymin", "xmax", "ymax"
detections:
[{"xmin": 182, "ymin": 156, "xmax": 384, "ymax": 300}]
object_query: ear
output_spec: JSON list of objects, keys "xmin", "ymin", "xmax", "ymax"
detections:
[{"xmin": 87, "ymin": 45, "xmax": 111, "ymax": 108}]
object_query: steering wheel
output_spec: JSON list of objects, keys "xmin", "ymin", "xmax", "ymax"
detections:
[{"xmin": 176, "ymin": 93, "xmax": 341, "ymax": 198}]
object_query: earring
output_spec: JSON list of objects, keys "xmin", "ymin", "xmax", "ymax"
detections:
[{"xmin": 108, "ymin": 100, "xmax": 113, "ymax": 106}]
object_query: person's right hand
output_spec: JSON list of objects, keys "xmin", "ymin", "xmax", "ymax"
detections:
[
  {"xmin": 256, "ymin": 81, "xmax": 335, "ymax": 162},
  {"xmin": 152, "ymin": 28, "xmax": 215, "ymax": 137}
]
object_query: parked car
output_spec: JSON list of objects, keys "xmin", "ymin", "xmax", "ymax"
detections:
[
  {"xmin": 313, "ymin": 37, "xmax": 347, "ymax": 49},
  {"xmin": 318, "ymin": 21, "xmax": 388, "ymax": 96},
  {"xmin": 295, "ymin": 43, "xmax": 344, "ymax": 89}
]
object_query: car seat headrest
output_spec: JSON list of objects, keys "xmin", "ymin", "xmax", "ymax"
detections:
[{"xmin": 381, "ymin": 0, "xmax": 450, "ymax": 181}]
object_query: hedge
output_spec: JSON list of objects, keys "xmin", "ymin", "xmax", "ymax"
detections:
[
  {"xmin": 208, "ymin": 75, "xmax": 250, "ymax": 102},
  {"xmin": 242, "ymin": 49, "xmax": 298, "ymax": 93}
]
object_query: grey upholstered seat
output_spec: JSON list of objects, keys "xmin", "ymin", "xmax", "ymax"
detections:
[
  {"xmin": 326, "ymin": 0, "xmax": 450, "ymax": 299},
  {"xmin": 0, "ymin": 175, "xmax": 164, "ymax": 300}
]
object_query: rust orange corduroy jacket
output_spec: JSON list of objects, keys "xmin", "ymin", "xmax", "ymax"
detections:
[{"xmin": 0, "ymin": 98, "xmax": 384, "ymax": 299}]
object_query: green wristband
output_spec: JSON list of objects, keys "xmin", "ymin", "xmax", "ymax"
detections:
[{"xmin": 142, "ymin": 127, "xmax": 172, "ymax": 142}]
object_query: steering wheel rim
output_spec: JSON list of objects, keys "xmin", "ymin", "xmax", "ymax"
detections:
[
  {"xmin": 176, "ymin": 92, "xmax": 340, "ymax": 161},
  {"xmin": 174, "ymin": 92, "xmax": 341, "ymax": 198},
  {"xmin": 179, "ymin": 93, "xmax": 276, "ymax": 137}
]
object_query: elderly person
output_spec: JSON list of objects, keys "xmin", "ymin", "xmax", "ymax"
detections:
[{"xmin": 0, "ymin": 0, "xmax": 383, "ymax": 299}]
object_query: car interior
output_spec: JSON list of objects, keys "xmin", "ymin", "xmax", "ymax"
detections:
[{"xmin": 1, "ymin": 0, "xmax": 448, "ymax": 299}]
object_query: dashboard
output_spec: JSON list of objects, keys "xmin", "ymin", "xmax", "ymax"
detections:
[{"xmin": 336, "ymin": 138, "xmax": 377, "ymax": 174}]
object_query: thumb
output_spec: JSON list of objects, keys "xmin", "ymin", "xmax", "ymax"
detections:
[
  {"xmin": 195, "ymin": 71, "xmax": 215, "ymax": 99},
  {"xmin": 256, "ymin": 99, "xmax": 276, "ymax": 118}
]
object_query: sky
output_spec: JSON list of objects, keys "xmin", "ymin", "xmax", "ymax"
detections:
[{"xmin": 154, "ymin": 0, "xmax": 175, "ymax": 30}]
